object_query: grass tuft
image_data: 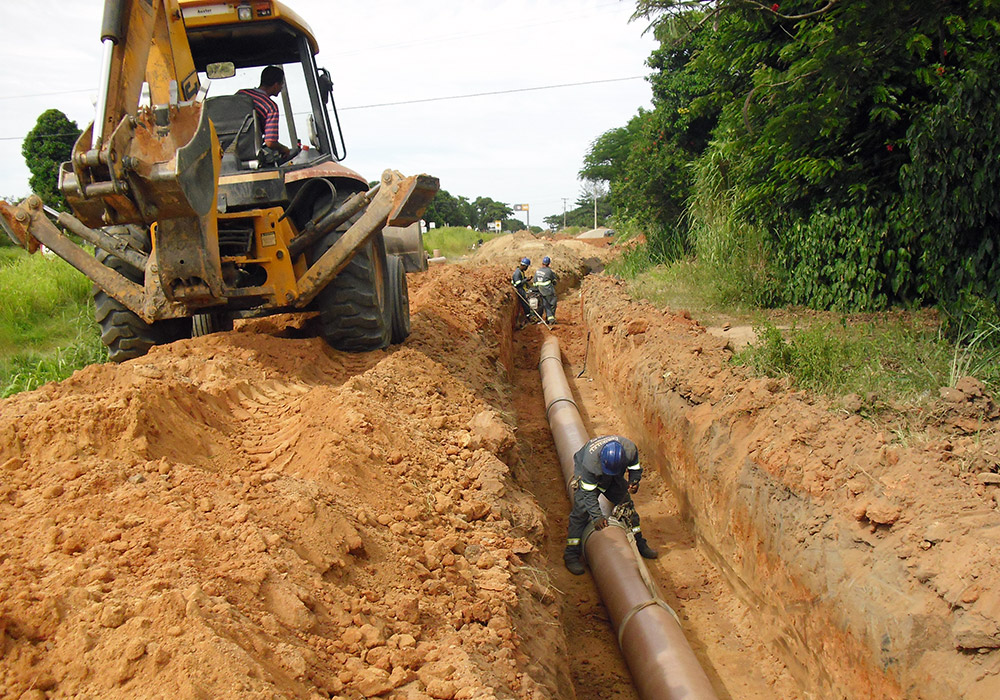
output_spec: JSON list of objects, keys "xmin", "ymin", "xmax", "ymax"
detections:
[
  {"xmin": 0, "ymin": 251, "xmax": 106, "ymax": 396},
  {"xmin": 735, "ymin": 317, "xmax": 1000, "ymax": 407},
  {"xmin": 423, "ymin": 227, "xmax": 500, "ymax": 260}
]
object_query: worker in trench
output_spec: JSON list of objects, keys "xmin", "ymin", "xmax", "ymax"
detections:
[
  {"xmin": 511, "ymin": 257, "xmax": 533, "ymax": 328},
  {"xmin": 533, "ymin": 256, "xmax": 558, "ymax": 324},
  {"xmin": 564, "ymin": 435, "xmax": 659, "ymax": 575}
]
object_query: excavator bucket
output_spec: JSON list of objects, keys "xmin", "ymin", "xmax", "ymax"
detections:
[{"xmin": 388, "ymin": 174, "xmax": 439, "ymax": 227}]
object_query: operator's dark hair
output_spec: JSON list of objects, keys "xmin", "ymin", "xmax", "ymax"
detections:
[{"xmin": 260, "ymin": 65, "xmax": 284, "ymax": 88}]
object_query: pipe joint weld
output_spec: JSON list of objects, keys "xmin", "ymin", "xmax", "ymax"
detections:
[
  {"xmin": 537, "ymin": 353, "xmax": 563, "ymax": 371},
  {"xmin": 545, "ymin": 396, "xmax": 579, "ymax": 421},
  {"xmin": 580, "ymin": 516, "xmax": 628, "ymax": 558},
  {"xmin": 617, "ymin": 597, "xmax": 680, "ymax": 648}
]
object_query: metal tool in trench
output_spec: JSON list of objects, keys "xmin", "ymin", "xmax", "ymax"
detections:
[{"xmin": 516, "ymin": 288, "xmax": 552, "ymax": 329}]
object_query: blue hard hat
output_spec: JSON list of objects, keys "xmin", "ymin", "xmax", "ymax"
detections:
[
  {"xmin": 600, "ymin": 441, "xmax": 626, "ymax": 476},
  {"xmin": 542, "ymin": 256, "xmax": 551, "ymax": 265},
  {"xmin": 520, "ymin": 257, "xmax": 530, "ymax": 266}
]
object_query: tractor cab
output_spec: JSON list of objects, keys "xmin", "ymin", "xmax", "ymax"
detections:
[{"xmin": 180, "ymin": 0, "xmax": 366, "ymax": 210}]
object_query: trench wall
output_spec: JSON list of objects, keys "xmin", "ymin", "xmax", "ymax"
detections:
[{"xmin": 579, "ymin": 278, "xmax": 987, "ymax": 700}]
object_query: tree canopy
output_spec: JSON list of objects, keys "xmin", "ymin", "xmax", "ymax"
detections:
[
  {"xmin": 587, "ymin": 0, "xmax": 1000, "ymax": 315},
  {"xmin": 422, "ymin": 190, "xmax": 517, "ymax": 231},
  {"xmin": 22, "ymin": 109, "xmax": 81, "ymax": 212}
]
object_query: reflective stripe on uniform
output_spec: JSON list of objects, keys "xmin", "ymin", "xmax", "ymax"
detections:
[
  {"xmin": 631, "ymin": 526, "xmax": 641, "ymax": 533},
  {"xmin": 628, "ymin": 463, "xmax": 641, "ymax": 471},
  {"xmin": 579, "ymin": 481, "xmax": 598, "ymax": 491},
  {"xmin": 567, "ymin": 537, "xmax": 581, "ymax": 545},
  {"xmin": 535, "ymin": 280, "xmax": 552, "ymax": 286}
]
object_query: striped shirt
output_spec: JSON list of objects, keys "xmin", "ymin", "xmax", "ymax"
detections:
[{"xmin": 237, "ymin": 88, "xmax": 280, "ymax": 144}]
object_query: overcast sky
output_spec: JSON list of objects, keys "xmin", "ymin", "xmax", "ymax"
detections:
[{"xmin": 1, "ymin": 1, "xmax": 657, "ymax": 226}]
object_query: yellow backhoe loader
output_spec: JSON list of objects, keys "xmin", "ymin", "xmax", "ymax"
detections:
[{"xmin": 0, "ymin": 0, "xmax": 437, "ymax": 361}]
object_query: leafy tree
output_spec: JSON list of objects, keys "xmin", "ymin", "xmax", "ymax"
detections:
[
  {"xmin": 472, "ymin": 197, "xmax": 512, "ymax": 231},
  {"xmin": 582, "ymin": 11, "xmax": 717, "ymax": 258},
  {"xmin": 544, "ymin": 188, "xmax": 613, "ymax": 229},
  {"xmin": 580, "ymin": 121, "xmax": 639, "ymax": 184},
  {"xmin": 22, "ymin": 109, "xmax": 81, "ymax": 211},
  {"xmin": 611, "ymin": 0, "xmax": 1000, "ymax": 313},
  {"xmin": 423, "ymin": 189, "xmax": 473, "ymax": 228}
]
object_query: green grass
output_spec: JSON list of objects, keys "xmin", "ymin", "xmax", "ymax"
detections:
[
  {"xmin": 0, "ymin": 246, "xmax": 25, "ymax": 268},
  {"xmin": 615, "ymin": 251, "xmax": 1000, "ymax": 415},
  {"xmin": 0, "ymin": 250, "xmax": 106, "ymax": 396},
  {"xmin": 613, "ymin": 255, "xmax": 761, "ymax": 328},
  {"xmin": 423, "ymin": 227, "xmax": 500, "ymax": 259},
  {"xmin": 735, "ymin": 319, "xmax": 964, "ymax": 404}
]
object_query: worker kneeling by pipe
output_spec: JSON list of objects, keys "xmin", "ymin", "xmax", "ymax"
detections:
[{"xmin": 564, "ymin": 435, "xmax": 659, "ymax": 575}]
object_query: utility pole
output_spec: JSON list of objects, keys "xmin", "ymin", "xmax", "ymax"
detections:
[{"xmin": 562, "ymin": 198, "xmax": 567, "ymax": 229}]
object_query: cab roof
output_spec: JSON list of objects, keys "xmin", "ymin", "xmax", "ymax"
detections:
[{"xmin": 179, "ymin": 1, "xmax": 319, "ymax": 70}]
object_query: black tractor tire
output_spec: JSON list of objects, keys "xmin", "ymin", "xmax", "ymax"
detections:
[
  {"xmin": 93, "ymin": 225, "xmax": 190, "ymax": 363},
  {"xmin": 387, "ymin": 254, "xmax": 410, "ymax": 344},
  {"xmin": 192, "ymin": 311, "xmax": 234, "ymax": 337},
  {"xmin": 308, "ymin": 232, "xmax": 392, "ymax": 352}
]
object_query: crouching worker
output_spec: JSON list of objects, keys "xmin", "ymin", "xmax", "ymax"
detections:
[{"xmin": 563, "ymin": 435, "xmax": 658, "ymax": 575}]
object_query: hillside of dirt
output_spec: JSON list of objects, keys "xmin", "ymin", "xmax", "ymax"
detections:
[
  {"xmin": 576, "ymin": 278, "xmax": 1000, "ymax": 700},
  {"xmin": 470, "ymin": 231, "xmax": 614, "ymax": 295},
  {"xmin": 2, "ymin": 230, "xmax": 998, "ymax": 699},
  {"xmin": 0, "ymin": 265, "xmax": 567, "ymax": 700}
]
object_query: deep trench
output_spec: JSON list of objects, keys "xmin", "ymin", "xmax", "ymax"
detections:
[{"xmin": 506, "ymin": 286, "xmax": 806, "ymax": 700}]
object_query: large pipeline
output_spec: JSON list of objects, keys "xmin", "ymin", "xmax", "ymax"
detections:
[{"xmin": 538, "ymin": 335, "xmax": 719, "ymax": 700}]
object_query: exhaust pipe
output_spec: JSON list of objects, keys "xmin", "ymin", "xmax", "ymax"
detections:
[{"xmin": 539, "ymin": 335, "xmax": 719, "ymax": 700}]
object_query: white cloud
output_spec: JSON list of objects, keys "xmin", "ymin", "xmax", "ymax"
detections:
[{"xmin": 0, "ymin": 0, "xmax": 656, "ymax": 225}]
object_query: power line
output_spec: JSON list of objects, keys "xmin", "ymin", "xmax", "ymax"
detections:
[
  {"xmin": 0, "ymin": 75, "xmax": 647, "ymax": 142},
  {"xmin": 335, "ymin": 76, "xmax": 645, "ymax": 112},
  {"xmin": 0, "ymin": 88, "xmax": 93, "ymax": 101},
  {"xmin": 0, "ymin": 132, "xmax": 79, "ymax": 142}
]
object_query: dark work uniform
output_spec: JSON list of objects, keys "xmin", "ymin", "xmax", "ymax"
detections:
[
  {"xmin": 564, "ymin": 435, "xmax": 647, "ymax": 561},
  {"xmin": 512, "ymin": 266, "xmax": 531, "ymax": 319},
  {"xmin": 532, "ymin": 265, "xmax": 558, "ymax": 322}
]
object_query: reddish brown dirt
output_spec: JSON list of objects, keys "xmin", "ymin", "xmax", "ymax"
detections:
[
  {"xmin": 0, "ymin": 266, "xmax": 565, "ymax": 700},
  {"xmin": 578, "ymin": 277, "xmax": 1000, "ymax": 700},
  {"xmin": 2, "ymin": 231, "xmax": 997, "ymax": 699},
  {"xmin": 509, "ymin": 293, "xmax": 801, "ymax": 700}
]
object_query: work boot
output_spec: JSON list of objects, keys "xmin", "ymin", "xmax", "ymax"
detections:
[
  {"xmin": 547, "ymin": 316, "xmax": 556, "ymax": 325},
  {"xmin": 564, "ymin": 556, "xmax": 586, "ymax": 575},
  {"xmin": 563, "ymin": 546, "xmax": 585, "ymax": 575},
  {"xmin": 636, "ymin": 540, "xmax": 659, "ymax": 560}
]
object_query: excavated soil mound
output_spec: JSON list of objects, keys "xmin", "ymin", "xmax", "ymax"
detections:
[
  {"xmin": 0, "ymin": 265, "xmax": 568, "ymax": 700},
  {"xmin": 6, "ymin": 231, "xmax": 998, "ymax": 700},
  {"xmin": 578, "ymin": 277, "xmax": 1000, "ymax": 700},
  {"xmin": 470, "ymin": 231, "xmax": 613, "ymax": 295}
]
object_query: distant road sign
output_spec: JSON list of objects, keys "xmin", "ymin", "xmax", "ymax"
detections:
[{"xmin": 513, "ymin": 204, "xmax": 529, "ymax": 211}]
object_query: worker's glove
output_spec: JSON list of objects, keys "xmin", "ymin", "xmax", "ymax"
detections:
[
  {"xmin": 628, "ymin": 481, "xmax": 640, "ymax": 495},
  {"xmin": 258, "ymin": 146, "xmax": 281, "ymax": 166},
  {"xmin": 611, "ymin": 502, "xmax": 636, "ymax": 524},
  {"xmin": 593, "ymin": 517, "xmax": 609, "ymax": 531},
  {"xmin": 277, "ymin": 143, "xmax": 302, "ymax": 166}
]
